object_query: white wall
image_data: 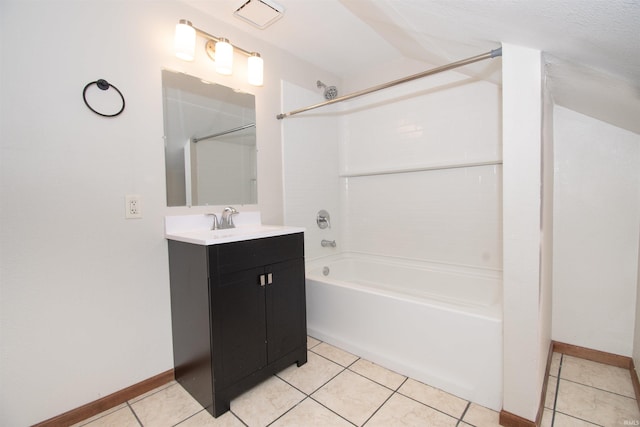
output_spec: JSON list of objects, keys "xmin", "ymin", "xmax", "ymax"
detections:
[
  {"xmin": 553, "ymin": 106, "xmax": 640, "ymax": 356},
  {"xmin": 502, "ymin": 43, "xmax": 551, "ymax": 421},
  {"xmin": 0, "ymin": 1, "xmax": 332, "ymax": 425}
]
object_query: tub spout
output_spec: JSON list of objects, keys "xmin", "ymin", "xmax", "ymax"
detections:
[{"xmin": 321, "ymin": 239, "xmax": 336, "ymax": 247}]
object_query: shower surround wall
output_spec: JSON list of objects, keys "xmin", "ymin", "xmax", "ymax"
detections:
[
  {"xmin": 340, "ymin": 70, "xmax": 502, "ymax": 267},
  {"xmin": 283, "ymin": 68, "xmax": 502, "ymax": 268},
  {"xmin": 282, "ymin": 81, "xmax": 342, "ymax": 260},
  {"xmin": 340, "ymin": 68, "xmax": 502, "ymax": 269},
  {"xmin": 282, "ymin": 64, "xmax": 503, "ymax": 402}
]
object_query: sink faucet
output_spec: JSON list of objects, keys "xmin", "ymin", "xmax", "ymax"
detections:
[
  {"xmin": 219, "ymin": 206, "xmax": 239, "ymax": 229},
  {"xmin": 206, "ymin": 213, "xmax": 219, "ymax": 230}
]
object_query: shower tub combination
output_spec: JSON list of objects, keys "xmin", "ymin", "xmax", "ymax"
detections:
[{"xmin": 305, "ymin": 252, "xmax": 503, "ymax": 410}]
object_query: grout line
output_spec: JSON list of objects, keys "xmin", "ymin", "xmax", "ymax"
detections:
[
  {"xmin": 229, "ymin": 409, "xmax": 250, "ymax": 427},
  {"xmin": 126, "ymin": 402, "xmax": 144, "ymax": 427},
  {"xmin": 394, "ymin": 388, "xmax": 464, "ymax": 421},
  {"xmin": 550, "ymin": 354, "xmax": 563, "ymax": 427},
  {"xmin": 558, "ymin": 377, "xmax": 638, "ymax": 400},
  {"xmin": 308, "ymin": 346, "xmax": 360, "ymax": 369},
  {"xmin": 346, "ymin": 365, "xmax": 406, "ymax": 393},
  {"xmin": 266, "ymin": 396, "xmax": 308, "ymax": 427},
  {"xmin": 457, "ymin": 401, "xmax": 471, "ymax": 426},
  {"xmin": 360, "ymin": 390, "xmax": 395, "ymax": 426},
  {"xmin": 272, "ymin": 346, "xmax": 356, "ymax": 426},
  {"xmin": 553, "ymin": 409, "xmax": 605, "ymax": 427},
  {"xmin": 307, "ymin": 395, "xmax": 359, "ymax": 426}
]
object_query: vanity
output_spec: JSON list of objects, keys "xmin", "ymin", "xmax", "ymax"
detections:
[{"xmin": 165, "ymin": 213, "xmax": 307, "ymax": 417}]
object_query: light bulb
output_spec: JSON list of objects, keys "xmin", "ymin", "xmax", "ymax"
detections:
[
  {"xmin": 248, "ymin": 53, "xmax": 264, "ymax": 86},
  {"xmin": 174, "ymin": 20, "xmax": 196, "ymax": 61},
  {"xmin": 215, "ymin": 38, "xmax": 234, "ymax": 75}
]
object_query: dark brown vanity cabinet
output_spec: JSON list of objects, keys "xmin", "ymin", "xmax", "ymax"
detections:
[{"xmin": 168, "ymin": 233, "xmax": 307, "ymax": 418}]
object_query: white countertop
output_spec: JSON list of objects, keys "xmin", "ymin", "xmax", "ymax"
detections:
[{"xmin": 165, "ymin": 212, "xmax": 304, "ymax": 246}]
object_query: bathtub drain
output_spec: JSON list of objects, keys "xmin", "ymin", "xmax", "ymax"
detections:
[{"xmin": 322, "ymin": 266, "xmax": 330, "ymax": 276}]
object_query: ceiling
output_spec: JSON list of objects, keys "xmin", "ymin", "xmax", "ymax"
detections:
[{"xmin": 183, "ymin": 0, "xmax": 640, "ymax": 132}]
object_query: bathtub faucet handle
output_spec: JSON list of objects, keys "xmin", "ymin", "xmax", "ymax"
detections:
[
  {"xmin": 317, "ymin": 210, "xmax": 331, "ymax": 229},
  {"xmin": 321, "ymin": 239, "xmax": 336, "ymax": 248}
]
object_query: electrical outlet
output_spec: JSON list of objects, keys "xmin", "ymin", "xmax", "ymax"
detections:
[{"xmin": 125, "ymin": 195, "xmax": 142, "ymax": 219}]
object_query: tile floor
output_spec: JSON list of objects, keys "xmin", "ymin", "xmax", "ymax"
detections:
[
  {"xmin": 542, "ymin": 352, "xmax": 640, "ymax": 426},
  {"xmin": 72, "ymin": 338, "xmax": 640, "ymax": 427}
]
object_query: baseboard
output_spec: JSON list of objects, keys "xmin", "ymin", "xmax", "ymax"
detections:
[
  {"xmin": 499, "ymin": 410, "xmax": 537, "ymax": 427},
  {"xmin": 552, "ymin": 341, "xmax": 632, "ymax": 369},
  {"xmin": 32, "ymin": 369, "xmax": 174, "ymax": 427}
]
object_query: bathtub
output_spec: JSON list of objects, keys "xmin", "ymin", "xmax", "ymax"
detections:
[{"xmin": 305, "ymin": 252, "xmax": 503, "ymax": 410}]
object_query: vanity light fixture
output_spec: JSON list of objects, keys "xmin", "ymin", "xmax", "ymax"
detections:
[{"xmin": 174, "ymin": 20, "xmax": 264, "ymax": 86}]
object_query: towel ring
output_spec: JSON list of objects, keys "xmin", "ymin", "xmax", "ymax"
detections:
[{"xmin": 82, "ymin": 79, "xmax": 125, "ymax": 117}]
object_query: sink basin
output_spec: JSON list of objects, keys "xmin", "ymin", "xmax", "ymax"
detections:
[{"xmin": 165, "ymin": 215, "xmax": 304, "ymax": 246}]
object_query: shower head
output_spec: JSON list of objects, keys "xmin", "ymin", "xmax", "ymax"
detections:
[{"xmin": 317, "ymin": 80, "xmax": 338, "ymax": 100}]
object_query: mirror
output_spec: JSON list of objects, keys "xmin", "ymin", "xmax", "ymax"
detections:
[{"xmin": 162, "ymin": 69, "xmax": 257, "ymax": 206}]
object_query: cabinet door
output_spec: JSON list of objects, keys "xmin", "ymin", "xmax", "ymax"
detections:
[
  {"xmin": 212, "ymin": 266, "xmax": 267, "ymax": 388},
  {"xmin": 265, "ymin": 258, "xmax": 306, "ymax": 363}
]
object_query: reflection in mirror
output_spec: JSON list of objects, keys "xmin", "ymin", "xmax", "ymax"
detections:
[{"xmin": 162, "ymin": 69, "xmax": 257, "ymax": 207}]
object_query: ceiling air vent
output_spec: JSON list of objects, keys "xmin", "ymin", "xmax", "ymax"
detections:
[{"xmin": 234, "ymin": 0, "xmax": 285, "ymax": 29}]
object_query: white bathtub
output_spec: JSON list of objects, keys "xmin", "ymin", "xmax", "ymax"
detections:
[{"xmin": 305, "ymin": 252, "xmax": 503, "ymax": 410}]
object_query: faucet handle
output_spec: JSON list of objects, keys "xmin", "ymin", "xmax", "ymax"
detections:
[
  {"xmin": 220, "ymin": 206, "xmax": 239, "ymax": 229},
  {"xmin": 206, "ymin": 213, "xmax": 219, "ymax": 230},
  {"xmin": 223, "ymin": 206, "xmax": 238, "ymax": 215}
]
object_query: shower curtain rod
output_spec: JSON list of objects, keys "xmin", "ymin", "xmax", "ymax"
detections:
[
  {"xmin": 276, "ymin": 47, "xmax": 502, "ymax": 120},
  {"xmin": 192, "ymin": 123, "xmax": 256, "ymax": 143}
]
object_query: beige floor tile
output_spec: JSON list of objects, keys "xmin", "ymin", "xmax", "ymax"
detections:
[
  {"xmin": 561, "ymin": 355, "xmax": 635, "ymax": 398},
  {"xmin": 545, "ymin": 376, "xmax": 558, "ymax": 409},
  {"xmin": 230, "ymin": 376, "xmax": 305, "ymax": 427},
  {"xmin": 462, "ymin": 403, "xmax": 501, "ymax": 427},
  {"xmin": 312, "ymin": 369, "xmax": 393, "ymax": 426},
  {"xmin": 398, "ymin": 378, "xmax": 468, "ymax": 418},
  {"xmin": 556, "ymin": 379, "xmax": 640, "ymax": 426},
  {"xmin": 307, "ymin": 336, "xmax": 321, "ymax": 349},
  {"xmin": 312, "ymin": 342, "xmax": 359, "ymax": 367},
  {"xmin": 270, "ymin": 398, "xmax": 353, "ymax": 427},
  {"xmin": 75, "ymin": 405, "xmax": 139, "ymax": 427},
  {"xmin": 540, "ymin": 408, "xmax": 553, "ymax": 427},
  {"xmin": 553, "ymin": 411, "xmax": 600, "ymax": 427},
  {"xmin": 130, "ymin": 383, "xmax": 203, "ymax": 427},
  {"xmin": 70, "ymin": 404, "xmax": 129, "ymax": 427},
  {"xmin": 365, "ymin": 393, "xmax": 457, "ymax": 427},
  {"xmin": 349, "ymin": 359, "xmax": 407, "ymax": 390},
  {"xmin": 550, "ymin": 352, "xmax": 562, "ymax": 377},
  {"xmin": 277, "ymin": 351, "xmax": 344, "ymax": 394},
  {"xmin": 128, "ymin": 380, "xmax": 176, "ymax": 404},
  {"xmin": 175, "ymin": 409, "xmax": 245, "ymax": 427}
]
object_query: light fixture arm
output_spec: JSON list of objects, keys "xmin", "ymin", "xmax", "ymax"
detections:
[{"xmin": 191, "ymin": 25, "xmax": 253, "ymax": 57}]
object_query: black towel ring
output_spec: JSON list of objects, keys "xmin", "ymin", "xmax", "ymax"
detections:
[{"xmin": 82, "ymin": 79, "xmax": 125, "ymax": 117}]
